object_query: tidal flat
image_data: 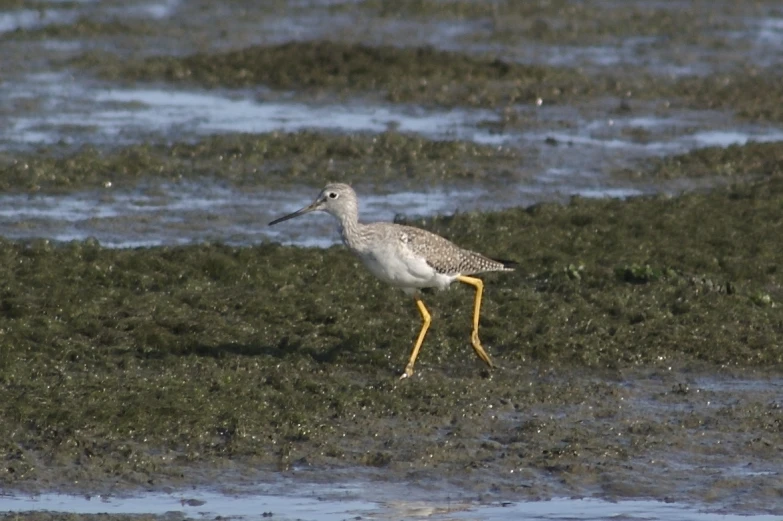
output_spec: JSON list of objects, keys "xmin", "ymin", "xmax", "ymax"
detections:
[
  {"xmin": 1, "ymin": 173, "xmax": 780, "ymax": 511},
  {"xmin": 1, "ymin": 0, "xmax": 782, "ymax": 517}
]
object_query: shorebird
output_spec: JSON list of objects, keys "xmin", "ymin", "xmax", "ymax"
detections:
[{"xmin": 269, "ymin": 183, "xmax": 515, "ymax": 378}]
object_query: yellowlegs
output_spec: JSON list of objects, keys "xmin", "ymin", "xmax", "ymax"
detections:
[{"xmin": 269, "ymin": 183, "xmax": 516, "ymax": 378}]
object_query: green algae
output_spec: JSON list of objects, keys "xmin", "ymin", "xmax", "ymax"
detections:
[
  {"xmin": 0, "ymin": 132, "xmax": 520, "ymax": 193},
  {"xmin": 625, "ymin": 141, "xmax": 783, "ymax": 180},
  {"xmin": 0, "ymin": 174, "xmax": 781, "ymax": 491},
  {"xmin": 7, "ymin": 0, "xmax": 783, "ymax": 124},
  {"xmin": 72, "ymin": 39, "xmax": 783, "ymax": 122},
  {"xmin": 3, "ymin": 91, "xmax": 781, "ymax": 196},
  {"xmin": 359, "ymin": 0, "xmax": 736, "ymax": 45},
  {"xmin": 673, "ymin": 72, "xmax": 783, "ymax": 123},
  {"xmin": 75, "ymin": 41, "xmax": 587, "ymax": 108}
]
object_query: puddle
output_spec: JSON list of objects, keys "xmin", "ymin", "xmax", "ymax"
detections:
[
  {"xmin": 528, "ymin": 107, "xmax": 783, "ymax": 152},
  {"xmin": 4, "ymin": 71, "xmax": 783, "ymax": 155},
  {"xmin": 752, "ymin": 17, "xmax": 783, "ymax": 66},
  {"xmin": 1, "ymin": 486, "xmax": 779, "ymax": 521},
  {"xmin": 112, "ymin": 0, "xmax": 180, "ymax": 20},
  {"xmin": 519, "ymin": 39, "xmax": 713, "ymax": 77},
  {"xmin": 690, "ymin": 129, "xmax": 783, "ymax": 147},
  {"xmin": 0, "ymin": 73, "xmax": 501, "ymax": 150},
  {"xmin": 2, "ymin": 75, "xmax": 783, "ymax": 248},
  {"xmin": 0, "ymin": 9, "xmax": 79, "ymax": 34},
  {"xmin": 0, "ymin": 0, "xmax": 178, "ymax": 34},
  {"xmin": 536, "ymin": 127, "xmax": 783, "ymax": 153},
  {"xmin": 695, "ymin": 375, "xmax": 783, "ymax": 394},
  {"xmin": 0, "ymin": 488, "xmax": 374, "ymax": 521}
]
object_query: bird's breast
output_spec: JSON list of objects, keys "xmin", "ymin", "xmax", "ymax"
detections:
[{"xmin": 353, "ymin": 244, "xmax": 453, "ymax": 290}]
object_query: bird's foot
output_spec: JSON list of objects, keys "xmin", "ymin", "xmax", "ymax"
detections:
[{"xmin": 470, "ymin": 333, "xmax": 494, "ymax": 368}]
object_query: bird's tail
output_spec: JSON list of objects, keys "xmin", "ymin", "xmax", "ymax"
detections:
[{"xmin": 492, "ymin": 258, "xmax": 518, "ymax": 271}]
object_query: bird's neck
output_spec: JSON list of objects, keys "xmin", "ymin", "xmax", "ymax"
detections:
[{"xmin": 337, "ymin": 210, "xmax": 362, "ymax": 249}]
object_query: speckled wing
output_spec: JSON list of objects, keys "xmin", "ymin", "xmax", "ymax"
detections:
[{"xmin": 396, "ymin": 225, "xmax": 516, "ymax": 276}]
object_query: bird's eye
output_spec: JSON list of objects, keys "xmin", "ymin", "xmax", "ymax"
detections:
[{"xmin": 328, "ymin": 192, "xmax": 338, "ymax": 199}]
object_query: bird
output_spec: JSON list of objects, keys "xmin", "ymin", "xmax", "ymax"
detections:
[{"xmin": 268, "ymin": 183, "xmax": 516, "ymax": 378}]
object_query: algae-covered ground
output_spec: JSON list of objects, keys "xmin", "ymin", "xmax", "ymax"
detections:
[
  {"xmin": 1, "ymin": 171, "xmax": 781, "ymax": 505},
  {"xmin": 4, "ymin": 135, "xmax": 783, "ymax": 195},
  {"xmin": 0, "ymin": 132, "xmax": 521, "ymax": 193},
  {"xmin": 74, "ymin": 40, "xmax": 783, "ymax": 123},
  {"xmin": 7, "ymin": 0, "xmax": 783, "ymax": 121},
  {"xmin": 1, "ymin": 0, "xmax": 783, "ymax": 514},
  {"xmin": 627, "ymin": 140, "xmax": 783, "ymax": 180}
]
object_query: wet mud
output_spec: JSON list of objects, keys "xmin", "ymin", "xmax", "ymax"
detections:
[
  {"xmin": 625, "ymin": 140, "xmax": 783, "ymax": 180},
  {"xmin": 4, "ymin": 133, "xmax": 783, "ymax": 196},
  {"xmin": 5, "ymin": 0, "xmax": 782, "ymax": 121},
  {"xmin": 1, "ymin": 0, "xmax": 782, "ymax": 516},
  {"xmin": 73, "ymin": 40, "xmax": 783, "ymax": 125},
  {"xmin": 1, "ymin": 175, "xmax": 781, "ymax": 512},
  {"xmin": 0, "ymin": 132, "xmax": 520, "ymax": 193}
]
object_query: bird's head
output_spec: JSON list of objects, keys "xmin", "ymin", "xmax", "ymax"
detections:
[{"xmin": 269, "ymin": 183, "xmax": 358, "ymax": 225}]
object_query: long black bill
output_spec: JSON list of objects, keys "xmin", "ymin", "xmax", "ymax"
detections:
[{"xmin": 268, "ymin": 202, "xmax": 319, "ymax": 226}]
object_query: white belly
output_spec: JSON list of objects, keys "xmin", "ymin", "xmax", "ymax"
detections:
[{"xmin": 355, "ymin": 246, "xmax": 455, "ymax": 292}]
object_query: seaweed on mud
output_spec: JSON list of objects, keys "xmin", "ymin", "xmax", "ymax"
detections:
[{"xmin": 0, "ymin": 175, "xmax": 780, "ymax": 492}]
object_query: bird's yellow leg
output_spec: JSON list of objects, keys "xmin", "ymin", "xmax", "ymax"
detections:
[
  {"xmin": 402, "ymin": 296, "xmax": 431, "ymax": 379},
  {"xmin": 456, "ymin": 275, "xmax": 494, "ymax": 368}
]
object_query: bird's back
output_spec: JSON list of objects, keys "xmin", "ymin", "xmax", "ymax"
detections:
[{"xmin": 357, "ymin": 222, "xmax": 515, "ymax": 277}]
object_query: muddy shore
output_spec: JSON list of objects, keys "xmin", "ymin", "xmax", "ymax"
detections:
[
  {"xmin": 0, "ymin": 0, "xmax": 782, "ymax": 516},
  {"xmin": 1, "ymin": 172, "xmax": 781, "ymax": 512}
]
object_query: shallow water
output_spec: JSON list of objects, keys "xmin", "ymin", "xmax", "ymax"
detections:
[
  {"xmin": 0, "ymin": 0, "xmax": 178, "ymax": 35},
  {"xmin": 0, "ymin": 180, "xmax": 650, "ymax": 248},
  {"xmin": 2, "ymin": 73, "xmax": 502, "ymax": 149},
  {"xmin": 3, "ymin": 2, "xmax": 783, "ymax": 250},
  {"xmin": 4, "ymin": 72, "xmax": 783, "ymax": 154},
  {"xmin": 2, "ymin": 486, "xmax": 780, "ymax": 521},
  {"xmin": 0, "ymin": 8, "xmax": 78, "ymax": 34},
  {"xmin": 3, "ymin": 72, "xmax": 782, "ymax": 247}
]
